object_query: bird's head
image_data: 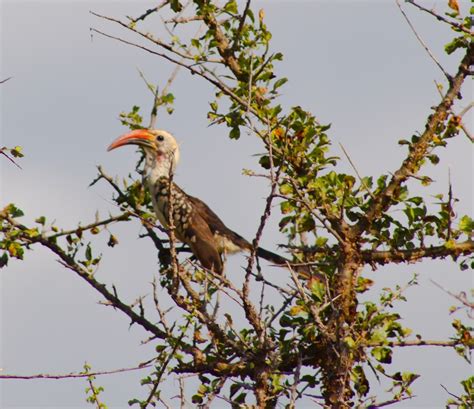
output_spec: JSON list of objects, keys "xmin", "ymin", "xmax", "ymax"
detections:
[{"xmin": 108, "ymin": 129, "xmax": 180, "ymax": 176}]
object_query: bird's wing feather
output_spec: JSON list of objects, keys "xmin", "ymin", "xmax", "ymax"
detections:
[
  {"xmin": 186, "ymin": 194, "xmax": 251, "ymax": 250},
  {"xmin": 187, "ymin": 194, "xmax": 290, "ymax": 266},
  {"xmin": 179, "ymin": 206, "xmax": 224, "ymax": 274}
]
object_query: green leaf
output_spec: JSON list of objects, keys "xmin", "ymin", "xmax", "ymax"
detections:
[
  {"xmin": 229, "ymin": 383, "xmax": 242, "ymax": 397},
  {"xmin": 272, "ymin": 77, "xmax": 288, "ymax": 92},
  {"xmin": 310, "ymin": 280, "xmax": 325, "ymax": 302},
  {"xmin": 107, "ymin": 234, "xmax": 119, "ymax": 247},
  {"xmin": 301, "ymin": 374, "xmax": 318, "ymax": 387},
  {"xmin": 371, "ymin": 346, "xmax": 392, "ymax": 363},
  {"xmin": 6, "ymin": 204, "xmax": 24, "ymax": 218},
  {"xmin": 401, "ymin": 371, "xmax": 420, "ymax": 385},
  {"xmin": 229, "ymin": 127, "xmax": 240, "ymax": 140},
  {"xmin": 279, "ymin": 183, "xmax": 292, "ymax": 195},
  {"xmin": 85, "ymin": 243, "xmax": 92, "ymax": 261},
  {"xmin": 459, "ymin": 215, "xmax": 474, "ymax": 234},
  {"xmin": 170, "ymin": 0, "xmax": 183, "ymax": 12},
  {"xmin": 0, "ymin": 253, "xmax": 8, "ymax": 268},
  {"xmin": 280, "ymin": 201, "xmax": 293, "ymax": 214},
  {"xmin": 445, "ymin": 36, "xmax": 469, "ymax": 55},
  {"xmin": 351, "ymin": 365, "xmax": 369, "ymax": 397},
  {"xmin": 35, "ymin": 216, "xmax": 46, "ymax": 225},
  {"xmin": 273, "ymin": 52, "xmax": 284, "ymax": 61},
  {"xmin": 427, "ymin": 154, "xmax": 440, "ymax": 165},
  {"xmin": 161, "ymin": 93, "xmax": 174, "ymax": 104},
  {"xmin": 259, "ymin": 155, "xmax": 270, "ymax": 169},
  {"xmin": 344, "ymin": 336, "xmax": 356, "ymax": 349},
  {"xmin": 191, "ymin": 394, "xmax": 203, "ymax": 404},
  {"xmin": 11, "ymin": 146, "xmax": 24, "ymax": 158},
  {"xmin": 223, "ymin": 0, "xmax": 238, "ymax": 14}
]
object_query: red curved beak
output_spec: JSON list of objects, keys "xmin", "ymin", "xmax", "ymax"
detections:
[{"xmin": 107, "ymin": 129, "xmax": 155, "ymax": 151}]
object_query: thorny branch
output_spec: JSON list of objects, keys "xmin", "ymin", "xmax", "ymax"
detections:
[
  {"xmin": 355, "ymin": 41, "xmax": 473, "ymax": 236},
  {"xmin": 0, "ymin": 211, "xmax": 169, "ymax": 341}
]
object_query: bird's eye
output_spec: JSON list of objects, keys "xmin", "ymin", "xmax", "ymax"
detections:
[{"xmin": 156, "ymin": 135, "xmax": 165, "ymax": 142}]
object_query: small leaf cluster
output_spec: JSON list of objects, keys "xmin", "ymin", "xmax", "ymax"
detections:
[
  {"xmin": 452, "ymin": 319, "xmax": 473, "ymax": 363},
  {"xmin": 349, "ymin": 279, "xmax": 416, "ymax": 400},
  {"xmin": 444, "ymin": 4, "xmax": 473, "ymax": 55},
  {"xmin": 1, "ymin": 145, "xmax": 24, "ymax": 158},
  {"xmin": 446, "ymin": 375, "xmax": 474, "ymax": 409},
  {"xmin": 83, "ymin": 363, "xmax": 108, "ymax": 409},
  {"xmin": 119, "ymin": 105, "xmax": 144, "ymax": 130},
  {"xmin": 0, "ymin": 204, "xmax": 32, "ymax": 267}
]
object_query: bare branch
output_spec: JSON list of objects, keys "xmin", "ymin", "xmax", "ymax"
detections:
[
  {"xmin": 0, "ymin": 148, "xmax": 22, "ymax": 169},
  {"xmin": 381, "ymin": 339, "xmax": 472, "ymax": 348},
  {"xmin": 47, "ymin": 212, "xmax": 131, "ymax": 240},
  {"xmin": 367, "ymin": 394, "xmax": 414, "ymax": 408},
  {"xmin": 396, "ymin": 0, "xmax": 451, "ymax": 81},
  {"xmin": 126, "ymin": 1, "xmax": 168, "ymax": 24},
  {"xmin": 164, "ymin": 15, "xmax": 203, "ymax": 24},
  {"xmin": 431, "ymin": 279, "xmax": 474, "ymax": 314},
  {"xmin": 1, "ymin": 211, "xmax": 169, "ymax": 341},
  {"xmin": 91, "ymin": 11, "xmax": 199, "ymax": 62},
  {"xmin": 0, "ymin": 363, "xmax": 152, "ymax": 380},
  {"xmin": 89, "ymin": 28, "xmax": 264, "ymax": 124},
  {"xmin": 0, "ymin": 76, "xmax": 13, "ymax": 84},
  {"xmin": 339, "ymin": 143, "xmax": 375, "ymax": 200}
]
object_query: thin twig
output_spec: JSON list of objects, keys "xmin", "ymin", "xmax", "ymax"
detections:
[
  {"xmin": 459, "ymin": 102, "xmax": 473, "ymax": 118},
  {"xmin": 0, "ymin": 149, "xmax": 22, "ymax": 169},
  {"xmin": 89, "ymin": 28, "xmax": 264, "ymax": 124},
  {"xmin": 371, "ymin": 339, "xmax": 472, "ymax": 348},
  {"xmin": 457, "ymin": 102, "xmax": 473, "ymax": 143},
  {"xmin": 430, "ymin": 279, "xmax": 474, "ymax": 313},
  {"xmin": 440, "ymin": 383, "xmax": 461, "ymax": 400},
  {"xmin": 48, "ymin": 212, "xmax": 131, "ymax": 240},
  {"xmin": 366, "ymin": 394, "xmax": 414, "ymax": 408},
  {"xmin": 396, "ymin": 0, "xmax": 451, "ymax": 81},
  {"xmin": 406, "ymin": 0, "xmax": 473, "ymax": 35},
  {"xmin": 0, "ymin": 364, "xmax": 152, "ymax": 380},
  {"xmin": 126, "ymin": 1, "xmax": 168, "ymax": 23},
  {"xmin": 289, "ymin": 352, "xmax": 302, "ymax": 407},
  {"xmin": 339, "ymin": 143, "xmax": 375, "ymax": 200}
]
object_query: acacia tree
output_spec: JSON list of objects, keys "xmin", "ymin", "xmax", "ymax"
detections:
[{"xmin": 1, "ymin": 1, "xmax": 473, "ymax": 408}]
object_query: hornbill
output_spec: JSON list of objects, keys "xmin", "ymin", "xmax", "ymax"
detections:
[{"xmin": 107, "ymin": 129, "xmax": 290, "ymax": 274}]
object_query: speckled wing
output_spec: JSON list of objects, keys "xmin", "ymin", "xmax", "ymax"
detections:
[{"xmin": 151, "ymin": 178, "xmax": 223, "ymax": 273}]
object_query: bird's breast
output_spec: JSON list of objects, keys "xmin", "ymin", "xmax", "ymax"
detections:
[{"xmin": 148, "ymin": 178, "xmax": 193, "ymax": 239}]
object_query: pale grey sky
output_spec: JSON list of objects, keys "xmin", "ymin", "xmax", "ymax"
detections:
[{"xmin": 1, "ymin": 1, "xmax": 472, "ymax": 408}]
